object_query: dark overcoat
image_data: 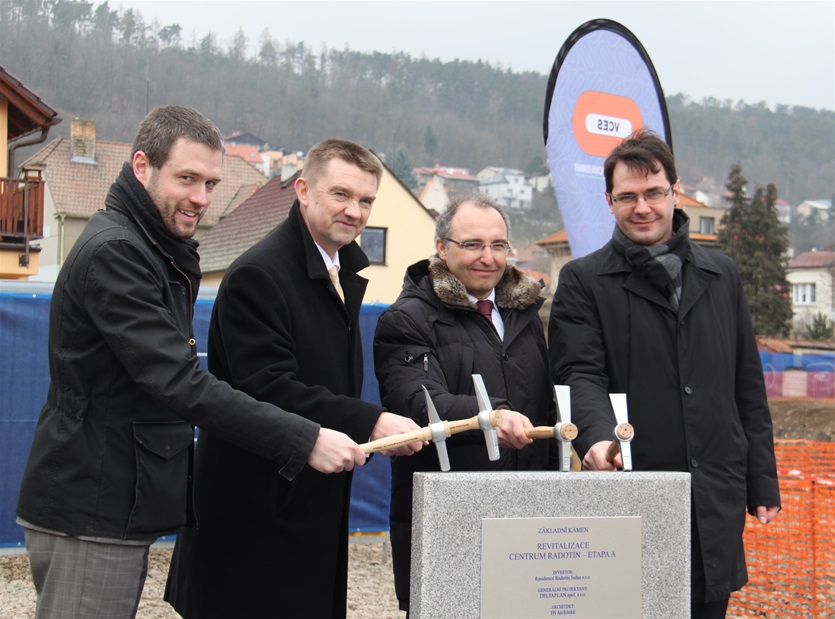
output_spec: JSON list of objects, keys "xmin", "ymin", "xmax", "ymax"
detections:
[
  {"xmin": 165, "ymin": 202, "xmax": 383, "ymax": 619},
  {"xmin": 548, "ymin": 240, "xmax": 780, "ymax": 602},
  {"xmin": 17, "ymin": 173, "xmax": 317, "ymax": 543},
  {"xmin": 374, "ymin": 257, "xmax": 556, "ymax": 608}
]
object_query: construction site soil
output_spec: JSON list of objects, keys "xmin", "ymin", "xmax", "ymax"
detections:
[{"xmin": 1, "ymin": 398, "xmax": 832, "ymax": 619}]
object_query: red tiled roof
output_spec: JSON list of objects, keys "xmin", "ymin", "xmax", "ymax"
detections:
[
  {"xmin": 22, "ymin": 138, "xmax": 267, "ymax": 226},
  {"xmin": 689, "ymin": 232, "xmax": 718, "ymax": 242},
  {"xmin": 225, "ymin": 143, "xmax": 263, "ymax": 164},
  {"xmin": 678, "ymin": 193, "xmax": 711, "ymax": 207},
  {"xmin": 536, "ymin": 229, "xmax": 568, "ymax": 246},
  {"xmin": 198, "ymin": 173, "xmax": 298, "ymax": 273},
  {"xmin": 517, "ymin": 267, "xmax": 551, "ymax": 288},
  {"xmin": 788, "ymin": 251, "xmax": 835, "ymax": 269}
]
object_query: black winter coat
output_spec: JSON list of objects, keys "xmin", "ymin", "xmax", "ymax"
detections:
[
  {"xmin": 549, "ymin": 240, "xmax": 780, "ymax": 602},
  {"xmin": 165, "ymin": 202, "xmax": 384, "ymax": 619},
  {"xmin": 17, "ymin": 178, "xmax": 317, "ymax": 541},
  {"xmin": 374, "ymin": 257, "xmax": 556, "ymax": 608}
]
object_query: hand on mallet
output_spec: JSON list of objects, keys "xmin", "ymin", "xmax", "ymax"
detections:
[
  {"xmin": 307, "ymin": 428, "xmax": 367, "ymax": 473},
  {"xmin": 582, "ymin": 440, "xmax": 621, "ymax": 471},
  {"xmin": 359, "ymin": 409, "xmax": 503, "ymax": 456},
  {"xmin": 368, "ymin": 412, "xmax": 427, "ymax": 457},
  {"xmin": 497, "ymin": 410, "xmax": 535, "ymax": 449}
]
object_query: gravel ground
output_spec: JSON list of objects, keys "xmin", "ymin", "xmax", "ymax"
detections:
[{"xmin": 0, "ymin": 540, "xmax": 403, "ymax": 619}]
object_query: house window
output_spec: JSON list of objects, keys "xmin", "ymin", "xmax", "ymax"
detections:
[
  {"xmin": 360, "ymin": 227, "xmax": 386, "ymax": 265},
  {"xmin": 699, "ymin": 217, "xmax": 715, "ymax": 235},
  {"xmin": 792, "ymin": 283, "xmax": 816, "ymax": 304}
]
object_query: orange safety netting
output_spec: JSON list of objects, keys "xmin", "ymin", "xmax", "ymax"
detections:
[{"xmin": 728, "ymin": 440, "xmax": 835, "ymax": 619}]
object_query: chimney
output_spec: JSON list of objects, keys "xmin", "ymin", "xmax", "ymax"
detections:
[{"xmin": 70, "ymin": 118, "xmax": 96, "ymax": 163}]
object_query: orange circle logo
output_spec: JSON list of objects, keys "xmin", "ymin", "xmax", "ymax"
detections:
[{"xmin": 572, "ymin": 91, "xmax": 644, "ymax": 157}]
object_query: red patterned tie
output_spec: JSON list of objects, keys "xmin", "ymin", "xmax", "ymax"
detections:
[{"xmin": 476, "ymin": 299, "xmax": 493, "ymax": 323}]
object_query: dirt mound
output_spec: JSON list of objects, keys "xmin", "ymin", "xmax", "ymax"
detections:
[{"xmin": 769, "ymin": 398, "xmax": 835, "ymax": 442}]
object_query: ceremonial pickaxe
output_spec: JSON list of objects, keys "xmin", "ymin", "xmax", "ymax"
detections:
[
  {"xmin": 472, "ymin": 374, "xmax": 501, "ymax": 462},
  {"xmin": 604, "ymin": 393, "xmax": 634, "ymax": 471},
  {"xmin": 524, "ymin": 385, "xmax": 578, "ymax": 471},
  {"xmin": 359, "ymin": 375, "xmax": 503, "ymax": 468}
]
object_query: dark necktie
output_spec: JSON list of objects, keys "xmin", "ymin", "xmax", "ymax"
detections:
[{"xmin": 476, "ymin": 299, "xmax": 494, "ymax": 323}]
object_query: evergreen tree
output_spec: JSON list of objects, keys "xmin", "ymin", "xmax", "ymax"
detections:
[
  {"xmin": 389, "ymin": 145, "xmax": 418, "ymax": 189},
  {"xmin": 718, "ymin": 164, "xmax": 793, "ymax": 336},
  {"xmin": 804, "ymin": 312, "xmax": 834, "ymax": 340}
]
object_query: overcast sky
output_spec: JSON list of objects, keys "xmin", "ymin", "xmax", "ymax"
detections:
[{"xmin": 116, "ymin": 0, "xmax": 834, "ymax": 112}]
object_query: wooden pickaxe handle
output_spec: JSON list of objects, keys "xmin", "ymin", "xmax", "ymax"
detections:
[
  {"xmin": 360, "ymin": 426, "xmax": 435, "ymax": 455},
  {"xmin": 525, "ymin": 423, "xmax": 578, "ymax": 441},
  {"xmin": 360, "ymin": 410, "xmax": 503, "ymax": 455},
  {"xmin": 604, "ymin": 422, "xmax": 634, "ymax": 463}
]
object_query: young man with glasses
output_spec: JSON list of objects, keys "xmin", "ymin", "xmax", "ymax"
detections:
[
  {"xmin": 374, "ymin": 192, "xmax": 557, "ymax": 614},
  {"xmin": 549, "ymin": 129, "xmax": 781, "ymax": 619}
]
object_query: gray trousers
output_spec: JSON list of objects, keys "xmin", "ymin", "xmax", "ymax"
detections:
[{"xmin": 24, "ymin": 528, "xmax": 151, "ymax": 619}]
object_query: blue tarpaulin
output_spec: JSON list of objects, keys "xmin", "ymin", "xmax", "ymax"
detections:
[
  {"xmin": 760, "ymin": 351, "xmax": 835, "ymax": 373},
  {"xmin": 0, "ymin": 286, "xmax": 391, "ymax": 546}
]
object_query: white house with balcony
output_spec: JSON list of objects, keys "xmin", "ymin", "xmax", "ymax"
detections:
[{"xmin": 477, "ymin": 167, "xmax": 533, "ymax": 209}]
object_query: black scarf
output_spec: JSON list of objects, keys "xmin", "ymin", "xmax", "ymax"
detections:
[
  {"xmin": 611, "ymin": 209, "xmax": 691, "ymax": 309},
  {"xmin": 105, "ymin": 162, "xmax": 202, "ymax": 302}
]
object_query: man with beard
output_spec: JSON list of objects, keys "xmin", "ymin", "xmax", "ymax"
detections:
[{"xmin": 16, "ymin": 107, "xmax": 366, "ymax": 619}]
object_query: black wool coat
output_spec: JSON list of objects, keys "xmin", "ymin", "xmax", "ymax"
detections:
[
  {"xmin": 374, "ymin": 257, "xmax": 556, "ymax": 608},
  {"xmin": 549, "ymin": 240, "xmax": 780, "ymax": 602},
  {"xmin": 165, "ymin": 202, "xmax": 383, "ymax": 619},
  {"xmin": 17, "ymin": 177, "xmax": 317, "ymax": 543}
]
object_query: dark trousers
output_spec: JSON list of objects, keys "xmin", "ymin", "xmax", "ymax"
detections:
[{"xmin": 691, "ymin": 598, "xmax": 730, "ymax": 619}]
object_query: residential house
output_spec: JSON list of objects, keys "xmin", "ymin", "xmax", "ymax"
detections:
[
  {"xmin": 477, "ymin": 167, "xmax": 533, "ymax": 210},
  {"xmin": 679, "ymin": 192, "xmax": 725, "ymax": 246},
  {"xmin": 786, "ymin": 251, "xmax": 835, "ymax": 336},
  {"xmin": 21, "ymin": 119, "xmax": 268, "ymax": 277},
  {"xmin": 687, "ymin": 177, "xmax": 729, "ymax": 208},
  {"xmin": 509, "ymin": 241, "xmax": 551, "ymax": 291},
  {"xmin": 0, "ymin": 64, "xmax": 60, "ymax": 279},
  {"xmin": 417, "ymin": 175, "xmax": 450, "ymax": 214},
  {"xmin": 535, "ymin": 229, "xmax": 571, "ymax": 294},
  {"xmin": 774, "ymin": 197, "xmax": 792, "ymax": 226},
  {"xmin": 261, "ymin": 149, "xmax": 304, "ymax": 180},
  {"xmin": 413, "ymin": 166, "xmax": 478, "ymax": 196},
  {"xmin": 796, "ymin": 199, "xmax": 832, "ymax": 222},
  {"xmin": 225, "ymin": 143, "xmax": 269, "ymax": 177},
  {"xmin": 529, "ymin": 172, "xmax": 553, "ymax": 193},
  {"xmin": 199, "ymin": 161, "xmax": 437, "ymax": 304},
  {"xmin": 224, "ymin": 131, "xmax": 268, "ymax": 150}
]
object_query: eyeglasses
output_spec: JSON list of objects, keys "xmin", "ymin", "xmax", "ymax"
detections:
[
  {"xmin": 609, "ymin": 184, "xmax": 674, "ymax": 207},
  {"xmin": 443, "ymin": 238, "xmax": 512, "ymax": 254}
]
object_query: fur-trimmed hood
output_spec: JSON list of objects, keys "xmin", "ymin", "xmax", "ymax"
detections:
[{"xmin": 407, "ymin": 255, "xmax": 543, "ymax": 311}]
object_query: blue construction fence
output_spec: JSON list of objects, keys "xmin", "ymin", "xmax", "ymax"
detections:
[
  {"xmin": 760, "ymin": 351, "xmax": 835, "ymax": 398},
  {"xmin": 2, "ymin": 284, "xmax": 833, "ymax": 547},
  {"xmin": 0, "ymin": 283, "xmax": 390, "ymax": 547}
]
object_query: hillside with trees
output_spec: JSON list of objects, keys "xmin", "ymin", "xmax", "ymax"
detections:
[{"xmin": 1, "ymin": 0, "xmax": 833, "ymax": 246}]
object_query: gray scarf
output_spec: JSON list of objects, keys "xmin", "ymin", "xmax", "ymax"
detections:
[{"xmin": 611, "ymin": 209, "xmax": 691, "ymax": 310}]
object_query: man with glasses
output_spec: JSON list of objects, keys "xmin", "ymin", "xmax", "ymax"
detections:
[
  {"xmin": 374, "ymin": 192, "xmax": 556, "ymax": 613},
  {"xmin": 549, "ymin": 129, "xmax": 780, "ymax": 619}
]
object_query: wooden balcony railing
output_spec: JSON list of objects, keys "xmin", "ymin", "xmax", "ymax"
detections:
[{"xmin": 0, "ymin": 172, "xmax": 45, "ymax": 242}]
